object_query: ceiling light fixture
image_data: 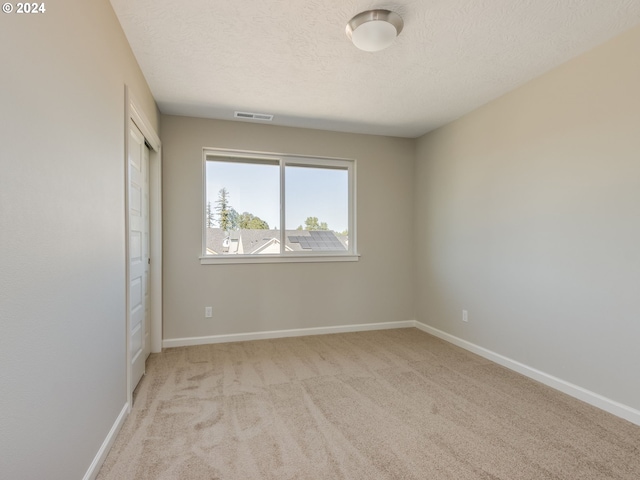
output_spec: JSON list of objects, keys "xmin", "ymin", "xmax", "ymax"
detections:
[{"xmin": 346, "ymin": 9, "xmax": 404, "ymax": 52}]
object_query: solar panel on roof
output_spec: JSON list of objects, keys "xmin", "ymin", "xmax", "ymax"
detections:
[{"xmin": 287, "ymin": 231, "xmax": 346, "ymax": 251}]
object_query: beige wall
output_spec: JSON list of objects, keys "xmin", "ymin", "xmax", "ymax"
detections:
[
  {"xmin": 0, "ymin": 1, "xmax": 158, "ymax": 478},
  {"xmin": 414, "ymin": 25, "xmax": 640, "ymax": 410},
  {"xmin": 2, "ymin": 2, "xmax": 637, "ymax": 475},
  {"xmin": 161, "ymin": 116, "xmax": 415, "ymax": 341}
]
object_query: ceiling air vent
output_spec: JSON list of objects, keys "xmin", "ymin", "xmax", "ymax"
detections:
[{"xmin": 234, "ymin": 111, "xmax": 273, "ymax": 121}]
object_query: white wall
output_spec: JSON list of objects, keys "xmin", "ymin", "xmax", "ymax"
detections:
[
  {"xmin": 161, "ymin": 116, "xmax": 415, "ymax": 342},
  {"xmin": 414, "ymin": 25, "xmax": 640, "ymax": 411},
  {"xmin": 0, "ymin": 1, "xmax": 158, "ymax": 478}
]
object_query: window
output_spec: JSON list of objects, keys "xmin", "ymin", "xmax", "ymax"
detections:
[{"xmin": 201, "ymin": 148, "xmax": 357, "ymax": 264}]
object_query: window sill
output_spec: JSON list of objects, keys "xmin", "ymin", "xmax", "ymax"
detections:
[{"xmin": 200, "ymin": 254, "xmax": 360, "ymax": 265}]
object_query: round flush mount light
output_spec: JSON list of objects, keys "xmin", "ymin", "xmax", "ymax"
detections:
[{"xmin": 346, "ymin": 9, "xmax": 404, "ymax": 52}]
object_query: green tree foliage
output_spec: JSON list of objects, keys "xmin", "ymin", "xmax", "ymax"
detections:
[
  {"xmin": 205, "ymin": 201, "xmax": 215, "ymax": 228},
  {"xmin": 215, "ymin": 187, "xmax": 232, "ymax": 231},
  {"xmin": 238, "ymin": 212, "xmax": 269, "ymax": 230},
  {"xmin": 301, "ymin": 216, "xmax": 329, "ymax": 231},
  {"xmin": 228, "ymin": 207, "xmax": 240, "ymax": 230},
  {"xmin": 213, "ymin": 187, "xmax": 268, "ymax": 230}
]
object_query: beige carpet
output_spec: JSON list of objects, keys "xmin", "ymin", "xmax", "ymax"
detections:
[{"xmin": 97, "ymin": 328, "xmax": 640, "ymax": 479}]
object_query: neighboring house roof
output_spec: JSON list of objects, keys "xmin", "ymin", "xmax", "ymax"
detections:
[
  {"xmin": 249, "ymin": 237, "xmax": 295, "ymax": 254},
  {"xmin": 206, "ymin": 228, "xmax": 347, "ymax": 254}
]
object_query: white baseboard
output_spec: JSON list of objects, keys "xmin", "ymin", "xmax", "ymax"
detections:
[
  {"xmin": 164, "ymin": 319, "xmax": 640, "ymax": 426},
  {"xmin": 83, "ymin": 403, "xmax": 129, "ymax": 480},
  {"xmin": 163, "ymin": 320, "xmax": 415, "ymax": 349},
  {"xmin": 414, "ymin": 321, "xmax": 640, "ymax": 427},
  {"xmin": 86, "ymin": 320, "xmax": 638, "ymax": 480}
]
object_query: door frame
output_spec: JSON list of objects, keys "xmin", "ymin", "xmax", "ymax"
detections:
[{"xmin": 124, "ymin": 86, "xmax": 162, "ymax": 409}]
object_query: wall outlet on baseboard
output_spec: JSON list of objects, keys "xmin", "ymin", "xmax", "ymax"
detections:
[
  {"xmin": 462, "ymin": 309, "xmax": 468, "ymax": 322},
  {"xmin": 205, "ymin": 306, "xmax": 213, "ymax": 318}
]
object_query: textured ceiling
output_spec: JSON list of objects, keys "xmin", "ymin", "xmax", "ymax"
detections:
[{"xmin": 110, "ymin": 0, "xmax": 640, "ymax": 138}]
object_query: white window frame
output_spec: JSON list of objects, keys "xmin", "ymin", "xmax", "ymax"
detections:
[{"xmin": 200, "ymin": 148, "xmax": 358, "ymax": 264}]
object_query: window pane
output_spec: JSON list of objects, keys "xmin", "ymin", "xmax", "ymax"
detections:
[
  {"xmin": 285, "ymin": 165, "xmax": 349, "ymax": 253},
  {"xmin": 205, "ymin": 159, "xmax": 280, "ymax": 255}
]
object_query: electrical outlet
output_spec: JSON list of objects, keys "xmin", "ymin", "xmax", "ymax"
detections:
[
  {"xmin": 462, "ymin": 309, "xmax": 468, "ymax": 322},
  {"xmin": 205, "ymin": 306, "xmax": 213, "ymax": 318}
]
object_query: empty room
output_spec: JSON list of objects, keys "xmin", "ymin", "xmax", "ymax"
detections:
[{"xmin": 1, "ymin": 1, "xmax": 640, "ymax": 479}]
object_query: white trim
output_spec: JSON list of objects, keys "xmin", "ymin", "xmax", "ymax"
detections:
[
  {"xmin": 279, "ymin": 153, "xmax": 286, "ymax": 252},
  {"xmin": 161, "ymin": 318, "xmax": 639, "ymax": 427},
  {"xmin": 82, "ymin": 403, "xmax": 129, "ymax": 480},
  {"xmin": 202, "ymin": 147, "xmax": 357, "ymax": 259},
  {"xmin": 163, "ymin": 320, "xmax": 415, "ymax": 348},
  {"xmin": 201, "ymin": 152, "xmax": 208, "ymax": 257},
  {"xmin": 204, "ymin": 146, "xmax": 353, "ymax": 163},
  {"xmin": 128, "ymin": 93, "xmax": 160, "ymax": 152},
  {"xmin": 414, "ymin": 321, "xmax": 640, "ymax": 426},
  {"xmin": 125, "ymin": 86, "xmax": 163, "ymax": 412},
  {"xmin": 350, "ymin": 159, "xmax": 357, "ymax": 252},
  {"xmin": 200, "ymin": 253, "xmax": 360, "ymax": 264},
  {"xmin": 149, "ymin": 151, "xmax": 163, "ymax": 354}
]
